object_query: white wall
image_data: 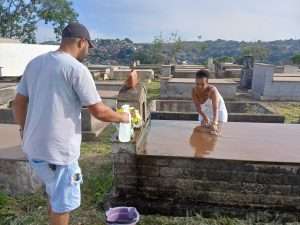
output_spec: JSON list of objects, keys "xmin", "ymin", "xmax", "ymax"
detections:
[
  {"xmin": 284, "ymin": 65, "xmax": 300, "ymax": 74},
  {"xmin": 252, "ymin": 63, "xmax": 273, "ymax": 98},
  {"xmin": 252, "ymin": 63, "xmax": 300, "ymax": 100},
  {"xmin": 0, "ymin": 43, "xmax": 58, "ymax": 77}
]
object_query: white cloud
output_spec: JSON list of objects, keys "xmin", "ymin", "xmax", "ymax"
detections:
[
  {"xmin": 35, "ymin": 24, "xmax": 56, "ymax": 43},
  {"xmin": 124, "ymin": 0, "xmax": 300, "ymax": 41},
  {"xmin": 89, "ymin": 29, "xmax": 107, "ymax": 40},
  {"xmin": 40, "ymin": 0, "xmax": 300, "ymax": 42}
]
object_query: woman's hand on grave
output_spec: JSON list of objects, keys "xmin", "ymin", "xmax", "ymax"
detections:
[
  {"xmin": 211, "ymin": 123, "xmax": 218, "ymax": 132},
  {"xmin": 201, "ymin": 116, "xmax": 210, "ymax": 127}
]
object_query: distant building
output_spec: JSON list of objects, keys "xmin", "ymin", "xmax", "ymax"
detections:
[
  {"xmin": 0, "ymin": 38, "xmax": 20, "ymax": 43},
  {"xmin": 0, "ymin": 40, "xmax": 58, "ymax": 77}
]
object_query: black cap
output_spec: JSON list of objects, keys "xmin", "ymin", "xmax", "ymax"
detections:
[{"xmin": 62, "ymin": 22, "xmax": 95, "ymax": 48}]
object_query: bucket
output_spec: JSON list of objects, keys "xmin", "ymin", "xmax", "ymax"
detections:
[{"xmin": 105, "ymin": 207, "xmax": 140, "ymax": 225}]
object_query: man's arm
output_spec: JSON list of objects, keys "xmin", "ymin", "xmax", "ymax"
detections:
[
  {"xmin": 88, "ymin": 102, "xmax": 129, "ymax": 123},
  {"xmin": 13, "ymin": 94, "xmax": 29, "ymax": 131}
]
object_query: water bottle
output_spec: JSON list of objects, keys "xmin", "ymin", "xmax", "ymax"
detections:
[{"xmin": 118, "ymin": 104, "xmax": 132, "ymax": 142}]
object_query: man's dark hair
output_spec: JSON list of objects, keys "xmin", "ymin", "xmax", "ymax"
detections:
[{"xmin": 196, "ymin": 70, "xmax": 210, "ymax": 79}]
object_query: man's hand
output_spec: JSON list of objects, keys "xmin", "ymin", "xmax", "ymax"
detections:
[
  {"xmin": 119, "ymin": 112, "xmax": 130, "ymax": 123},
  {"xmin": 88, "ymin": 102, "xmax": 132, "ymax": 123}
]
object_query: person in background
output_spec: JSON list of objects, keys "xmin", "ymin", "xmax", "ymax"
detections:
[
  {"xmin": 13, "ymin": 22, "xmax": 129, "ymax": 225},
  {"xmin": 192, "ymin": 70, "xmax": 228, "ymax": 133},
  {"xmin": 126, "ymin": 69, "xmax": 138, "ymax": 88}
]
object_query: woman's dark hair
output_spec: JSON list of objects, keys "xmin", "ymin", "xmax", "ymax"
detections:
[{"xmin": 196, "ymin": 70, "xmax": 210, "ymax": 79}]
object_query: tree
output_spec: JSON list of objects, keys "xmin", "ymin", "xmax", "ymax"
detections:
[
  {"xmin": 0, "ymin": 0, "xmax": 78, "ymax": 43},
  {"xmin": 150, "ymin": 33, "xmax": 165, "ymax": 64},
  {"xmin": 194, "ymin": 35, "xmax": 207, "ymax": 63},
  {"xmin": 215, "ymin": 56, "xmax": 235, "ymax": 63},
  {"xmin": 133, "ymin": 48, "xmax": 152, "ymax": 64},
  {"xmin": 291, "ymin": 54, "xmax": 300, "ymax": 65},
  {"xmin": 196, "ymin": 35, "xmax": 207, "ymax": 52},
  {"xmin": 124, "ymin": 38, "xmax": 133, "ymax": 44},
  {"xmin": 133, "ymin": 34, "xmax": 165, "ymax": 64},
  {"xmin": 241, "ymin": 41, "xmax": 269, "ymax": 62},
  {"xmin": 169, "ymin": 32, "xmax": 183, "ymax": 63}
]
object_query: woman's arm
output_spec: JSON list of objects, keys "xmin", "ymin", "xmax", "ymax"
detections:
[
  {"xmin": 192, "ymin": 88, "xmax": 209, "ymax": 123},
  {"xmin": 195, "ymin": 103, "xmax": 207, "ymax": 120},
  {"xmin": 210, "ymin": 87, "xmax": 220, "ymax": 125}
]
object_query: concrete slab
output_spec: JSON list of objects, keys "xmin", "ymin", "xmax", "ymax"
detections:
[
  {"xmin": 143, "ymin": 120, "xmax": 300, "ymax": 163},
  {"xmin": 98, "ymin": 90, "xmax": 119, "ymax": 99},
  {"xmin": 0, "ymin": 86, "xmax": 16, "ymax": 105},
  {"xmin": 273, "ymin": 76, "xmax": 300, "ymax": 82},
  {"xmin": 274, "ymin": 73, "xmax": 300, "ymax": 77},
  {"xmin": 96, "ymin": 80, "xmax": 124, "ymax": 85},
  {"xmin": 161, "ymin": 77, "xmax": 237, "ymax": 99},
  {"xmin": 169, "ymin": 78, "xmax": 237, "ymax": 84},
  {"xmin": 0, "ymin": 124, "xmax": 25, "ymax": 160},
  {"xmin": 110, "ymin": 69, "xmax": 154, "ymax": 81},
  {"xmin": 98, "ymin": 90, "xmax": 118, "ymax": 109},
  {"xmin": 82, "ymin": 121, "xmax": 110, "ymax": 141},
  {"xmin": 0, "ymin": 83, "xmax": 16, "ymax": 89},
  {"xmin": 150, "ymin": 100, "xmax": 285, "ymax": 123},
  {"xmin": 0, "ymin": 124, "xmax": 42, "ymax": 195},
  {"xmin": 95, "ymin": 80, "xmax": 124, "ymax": 91}
]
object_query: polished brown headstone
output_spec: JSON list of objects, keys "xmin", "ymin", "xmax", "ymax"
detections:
[{"xmin": 143, "ymin": 120, "xmax": 300, "ymax": 163}]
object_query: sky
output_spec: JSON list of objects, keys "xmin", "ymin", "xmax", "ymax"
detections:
[{"xmin": 36, "ymin": 0, "xmax": 300, "ymax": 43}]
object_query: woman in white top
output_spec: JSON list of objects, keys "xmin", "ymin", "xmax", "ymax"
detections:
[{"xmin": 192, "ymin": 70, "xmax": 228, "ymax": 132}]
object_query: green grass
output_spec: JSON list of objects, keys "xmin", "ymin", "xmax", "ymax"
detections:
[
  {"xmin": 146, "ymin": 80, "xmax": 160, "ymax": 101},
  {"xmin": 0, "ymin": 191, "xmax": 48, "ymax": 225},
  {"xmin": 81, "ymin": 125, "xmax": 116, "ymax": 156},
  {"xmin": 263, "ymin": 102, "xmax": 300, "ymax": 123}
]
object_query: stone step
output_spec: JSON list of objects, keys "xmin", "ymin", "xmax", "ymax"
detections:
[{"xmin": 82, "ymin": 121, "xmax": 110, "ymax": 141}]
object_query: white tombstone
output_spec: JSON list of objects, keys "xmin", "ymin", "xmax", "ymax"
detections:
[{"xmin": 208, "ymin": 57, "xmax": 215, "ymax": 73}]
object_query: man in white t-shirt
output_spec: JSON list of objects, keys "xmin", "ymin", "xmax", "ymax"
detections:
[{"xmin": 13, "ymin": 22, "xmax": 129, "ymax": 225}]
